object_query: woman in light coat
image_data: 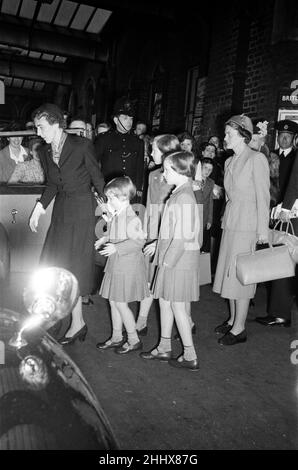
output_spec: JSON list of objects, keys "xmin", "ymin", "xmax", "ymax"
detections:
[{"xmin": 213, "ymin": 114, "xmax": 270, "ymax": 345}]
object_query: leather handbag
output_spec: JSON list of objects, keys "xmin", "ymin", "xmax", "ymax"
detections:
[
  {"xmin": 236, "ymin": 242, "xmax": 295, "ymax": 286},
  {"xmin": 269, "ymin": 220, "xmax": 298, "ymax": 263}
]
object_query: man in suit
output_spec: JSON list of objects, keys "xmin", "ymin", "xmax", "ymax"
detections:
[
  {"xmin": 256, "ymin": 119, "xmax": 298, "ymax": 327},
  {"xmin": 94, "ymin": 97, "xmax": 144, "ymax": 202}
]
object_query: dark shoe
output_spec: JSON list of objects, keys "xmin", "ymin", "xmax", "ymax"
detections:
[
  {"xmin": 82, "ymin": 296, "xmax": 94, "ymax": 305},
  {"xmin": 96, "ymin": 338, "xmax": 125, "ymax": 350},
  {"xmin": 255, "ymin": 315, "xmax": 290, "ymax": 327},
  {"xmin": 140, "ymin": 349, "xmax": 172, "ymax": 361},
  {"xmin": 114, "ymin": 341, "xmax": 142, "ymax": 355},
  {"xmin": 174, "ymin": 324, "xmax": 196, "ymax": 340},
  {"xmin": 214, "ymin": 321, "xmax": 232, "ymax": 335},
  {"xmin": 218, "ymin": 330, "xmax": 247, "ymax": 346},
  {"xmin": 168, "ymin": 356, "xmax": 199, "ymax": 371},
  {"xmin": 137, "ymin": 326, "xmax": 148, "ymax": 336},
  {"xmin": 59, "ymin": 325, "xmax": 87, "ymax": 345}
]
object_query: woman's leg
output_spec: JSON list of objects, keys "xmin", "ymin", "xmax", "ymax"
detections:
[
  {"xmin": 116, "ymin": 302, "xmax": 139, "ymax": 346},
  {"xmin": 230, "ymin": 299, "xmax": 250, "ymax": 335},
  {"xmin": 64, "ymin": 295, "xmax": 85, "ymax": 337},
  {"xmin": 172, "ymin": 301, "xmax": 197, "ymax": 361},
  {"xmin": 228, "ymin": 299, "xmax": 236, "ymax": 325}
]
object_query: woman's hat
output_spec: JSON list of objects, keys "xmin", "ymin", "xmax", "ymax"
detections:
[{"xmin": 226, "ymin": 114, "xmax": 253, "ymax": 135}]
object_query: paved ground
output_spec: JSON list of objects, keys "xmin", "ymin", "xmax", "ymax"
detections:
[
  {"xmin": 60, "ymin": 283, "xmax": 297, "ymax": 450},
  {"xmin": 1, "ymin": 276, "xmax": 297, "ymax": 450}
]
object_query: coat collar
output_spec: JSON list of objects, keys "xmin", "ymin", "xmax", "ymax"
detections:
[{"xmin": 57, "ymin": 133, "xmax": 72, "ymax": 167}]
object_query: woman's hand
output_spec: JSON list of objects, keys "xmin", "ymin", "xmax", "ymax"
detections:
[
  {"xmin": 143, "ymin": 241, "xmax": 157, "ymax": 257},
  {"xmin": 99, "ymin": 242, "xmax": 117, "ymax": 257},
  {"xmin": 206, "ymin": 222, "xmax": 212, "ymax": 230},
  {"xmin": 94, "ymin": 236, "xmax": 108, "ymax": 250}
]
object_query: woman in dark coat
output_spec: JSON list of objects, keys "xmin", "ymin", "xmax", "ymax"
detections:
[{"xmin": 29, "ymin": 103, "xmax": 104, "ymax": 343}]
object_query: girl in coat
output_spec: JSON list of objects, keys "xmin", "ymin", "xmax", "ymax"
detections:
[
  {"xmin": 141, "ymin": 150, "xmax": 200, "ymax": 371},
  {"xmin": 135, "ymin": 134, "xmax": 180, "ymax": 335},
  {"xmin": 95, "ymin": 176, "xmax": 149, "ymax": 354},
  {"xmin": 213, "ymin": 114, "xmax": 270, "ymax": 345}
]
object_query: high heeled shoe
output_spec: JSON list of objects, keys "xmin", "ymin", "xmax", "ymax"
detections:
[{"xmin": 59, "ymin": 325, "xmax": 88, "ymax": 345}]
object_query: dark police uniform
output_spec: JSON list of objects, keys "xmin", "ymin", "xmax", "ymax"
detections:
[
  {"xmin": 257, "ymin": 119, "xmax": 298, "ymax": 326},
  {"xmin": 94, "ymin": 128, "xmax": 144, "ymax": 194}
]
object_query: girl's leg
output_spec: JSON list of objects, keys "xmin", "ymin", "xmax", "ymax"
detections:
[
  {"xmin": 136, "ymin": 292, "xmax": 153, "ymax": 331},
  {"xmin": 116, "ymin": 302, "xmax": 140, "ymax": 346},
  {"xmin": 186, "ymin": 302, "xmax": 195, "ymax": 329},
  {"xmin": 230, "ymin": 299, "xmax": 250, "ymax": 335},
  {"xmin": 109, "ymin": 301, "xmax": 124, "ymax": 342},
  {"xmin": 172, "ymin": 301, "xmax": 197, "ymax": 362},
  {"xmin": 64, "ymin": 296, "xmax": 85, "ymax": 337},
  {"xmin": 147, "ymin": 298, "xmax": 173, "ymax": 356}
]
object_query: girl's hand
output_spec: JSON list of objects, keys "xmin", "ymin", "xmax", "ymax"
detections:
[
  {"xmin": 206, "ymin": 222, "xmax": 212, "ymax": 230},
  {"xmin": 99, "ymin": 242, "xmax": 117, "ymax": 257},
  {"xmin": 143, "ymin": 241, "xmax": 157, "ymax": 256},
  {"xmin": 94, "ymin": 236, "xmax": 107, "ymax": 250}
]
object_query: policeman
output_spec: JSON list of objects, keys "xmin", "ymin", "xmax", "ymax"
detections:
[
  {"xmin": 94, "ymin": 97, "xmax": 144, "ymax": 201},
  {"xmin": 256, "ymin": 118, "xmax": 298, "ymax": 328}
]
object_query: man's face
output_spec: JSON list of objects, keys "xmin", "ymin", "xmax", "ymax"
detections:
[
  {"xmin": 114, "ymin": 114, "xmax": 133, "ymax": 133},
  {"xmin": 277, "ymin": 131, "xmax": 294, "ymax": 150},
  {"xmin": 34, "ymin": 116, "xmax": 59, "ymax": 144}
]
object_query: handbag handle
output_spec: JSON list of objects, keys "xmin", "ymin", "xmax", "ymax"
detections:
[
  {"xmin": 250, "ymin": 240, "xmax": 273, "ymax": 255},
  {"xmin": 273, "ymin": 219, "xmax": 295, "ymax": 235}
]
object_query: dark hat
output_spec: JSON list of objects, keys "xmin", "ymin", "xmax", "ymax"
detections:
[
  {"xmin": 275, "ymin": 119, "xmax": 298, "ymax": 134},
  {"xmin": 226, "ymin": 114, "xmax": 253, "ymax": 135},
  {"xmin": 112, "ymin": 97, "xmax": 135, "ymax": 117}
]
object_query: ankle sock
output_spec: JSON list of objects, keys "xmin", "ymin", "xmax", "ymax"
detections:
[
  {"xmin": 158, "ymin": 336, "xmax": 172, "ymax": 353},
  {"xmin": 183, "ymin": 345, "xmax": 197, "ymax": 361},
  {"xmin": 111, "ymin": 329, "xmax": 123, "ymax": 343},
  {"xmin": 127, "ymin": 331, "xmax": 139, "ymax": 346}
]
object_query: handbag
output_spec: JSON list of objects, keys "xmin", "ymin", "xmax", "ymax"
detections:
[
  {"xmin": 236, "ymin": 242, "xmax": 295, "ymax": 286},
  {"xmin": 268, "ymin": 220, "xmax": 298, "ymax": 263}
]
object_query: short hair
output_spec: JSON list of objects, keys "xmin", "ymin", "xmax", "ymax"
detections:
[
  {"xmin": 154, "ymin": 134, "xmax": 180, "ymax": 154},
  {"xmin": 177, "ymin": 131, "xmax": 195, "ymax": 144},
  {"xmin": 104, "ymin": 176, "xmax": 136, "ymax": 201},
  {"xmin": 32, "ymin": 103, "xmax": 65, "ymax": 127},
  {"xmin": 201, "ymin": 157, "xmax": 214, "ymax": 167},
  {"xmin": 225, "ymin": 120, "xmax": 252, "ymax": 144},
  {"xmin": 164, "ymin": 150, "xmax": 196, "ymax": 178},
  {"xmin": 201, "ymin": 141, "xmax": 217, "ymax": 153}
]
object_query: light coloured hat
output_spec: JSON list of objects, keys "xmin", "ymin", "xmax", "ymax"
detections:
[{"xmin": 226, "ymin": 114, "xmax": 253, "ymax": 135}]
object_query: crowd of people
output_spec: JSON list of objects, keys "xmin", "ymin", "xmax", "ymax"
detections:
[{"xmin": 0, "ymin": 99, "xmax": 297, "ymax": 371}]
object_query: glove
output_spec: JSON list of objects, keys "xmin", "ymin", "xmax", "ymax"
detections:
[{"xmin": 29, "ymin": 201, "xmax": 46, "ymax": 232}]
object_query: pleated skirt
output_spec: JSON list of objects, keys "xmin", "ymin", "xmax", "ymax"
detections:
[
  {"xmin": 213, "ymin": 229, "xmax": 257, "ymax": 300},
  {"xmin": 99, "ymin": 259, "xmax": 150, "ymax": 302},
  {"xmin": 152, "ymin": 266, "xmax": 200, "ymax": 302}
]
